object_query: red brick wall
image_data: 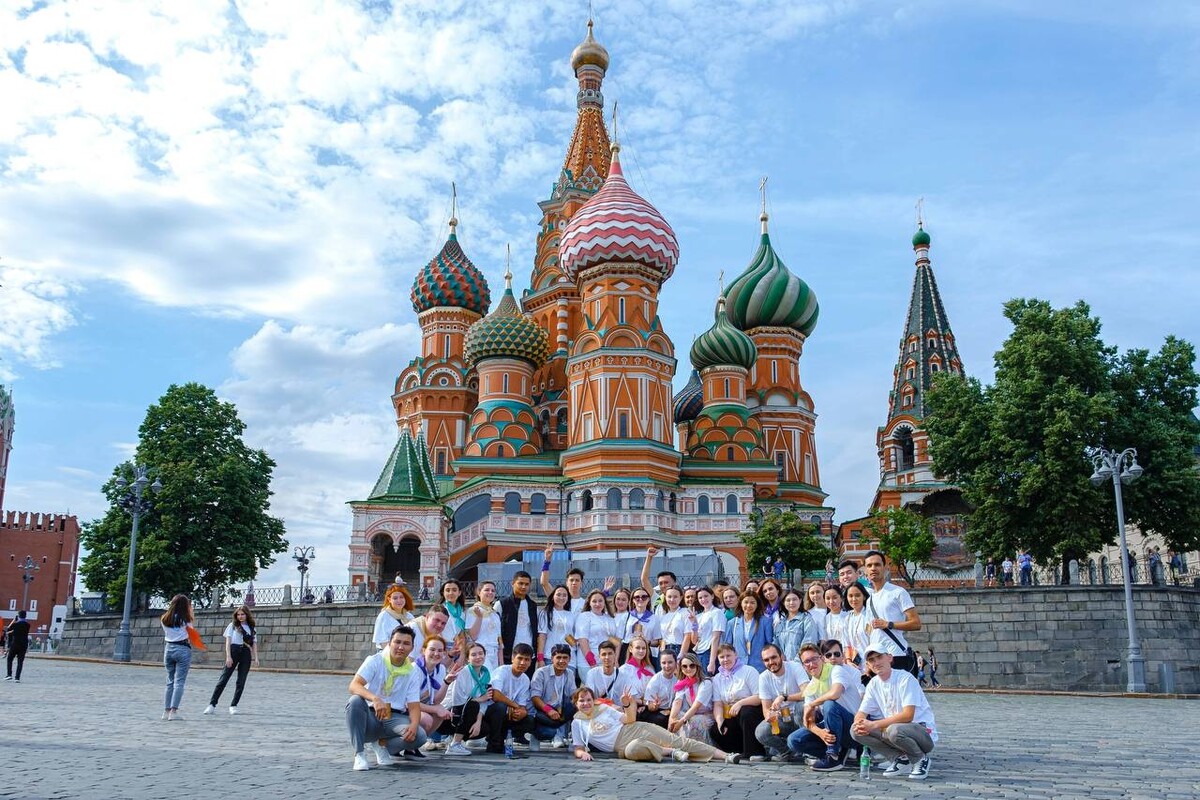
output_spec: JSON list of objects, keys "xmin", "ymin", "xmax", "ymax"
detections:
[{"xmin": 0, "ymin": 512, "xmax": 79, "ymax": 631}]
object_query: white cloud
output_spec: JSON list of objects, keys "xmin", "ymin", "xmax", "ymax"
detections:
[{"xmin": 0, "ymin": 265, "xmax": 77, "ymax": 379}]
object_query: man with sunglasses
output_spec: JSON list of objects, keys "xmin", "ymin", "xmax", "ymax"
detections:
[
  {"xmin": 788, "ymin": 639, "xmax": 862, "ymax": 771},
  {"xmin": 753, "ymin": 643, "xmax": 807, "ymax": 761},
  {"xmin": 851, "ymin": 648, "xmax": 937, "ymax": 780}
]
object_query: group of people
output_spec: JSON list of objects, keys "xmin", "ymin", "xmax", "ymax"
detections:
[
  {"xmin": 348, "ymin": 546, "xmax": 939, "ymax": 780},
  {"xmin": 158, "ymin": 595, "xmax": 260, "ymax": 721},
  {"xmin": 983, "ymin": 551, "xmax": 1036, "ymax": 587}
]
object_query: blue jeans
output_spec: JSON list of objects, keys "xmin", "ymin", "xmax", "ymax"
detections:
[
  {"xmin": 164, "ymin": 643, "xmax": 192, "ymax": 709},
  {"xmin": 534, "ymin": 702, "xmax": 576, "ymax": 740},
  {"xmin": 1020, "ymin": 566, "xmax": 1032, "ymax": 586},
  {"xmin": 787, "ymin": 700, "xmax": 853, "ymax": 757}
]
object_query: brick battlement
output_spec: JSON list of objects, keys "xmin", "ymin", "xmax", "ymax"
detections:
[{"xmin": 0, "ymin": 511, "xmax": 79, "ymax": 531}]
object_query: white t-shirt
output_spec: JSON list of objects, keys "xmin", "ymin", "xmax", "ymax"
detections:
[
  {"xmin": 829, "ymin": 663, "xmax": 863, "ymax": 714},
  {"xmin": 162, "ymin": 622, "xmax": 189, "ymax": 643},
  {"xmin": 807, "ymin": 607, "xmax": 828, "ymax": 641},
  {"xmin": 571, "ymin": 705, "xmax": 624, "ymax": 753},
  {"xmin": 447, "ymin": 664, "xmax": 493, "ymax": 709},
  {"xmin": 538, "ymin": 607, "xmax": 577, "ymax": 653},
  {"xmin": 757, "ymin": 661, "xmax": 808, "ymax": 716},
  {"xmin": 823, "ymin": 612, "xmax": 848, "ymax": 650},
  {"xmin": 694, "ymin": 608, "xmax": 726, "ymax": 654},
  {"xmin": 490, "ymin": 665, "xmax": 532, "ymax": 713},
  {"xmin": 615, "ymin": 610, "xmax": 661, "ymax": 644},
  {"xmin": 222, "ymin": 623, "xmax": 254, "ymax": 646},
  {"xmin": 493, "ymin": 599, "xmax": 536, "ymax": 648},
  {"xmin": 866, "ymin": 582, "xmax": 915, "ymax": 656},
  {"xmin": 843, "ymin": 611, "xmax": 872, "ymax": 662},
  {"xmin": 710, "ymin": 664, "xmax": 761, "ymax": 705},
  {"xmin": 442, "ymin": 607, "xmax": 465, "ymax": 649},
  {"xmin": 410, "ymin": 617, "xmax": 445, "ymax": 655},
  {"xmin": 575, "ymin": 612, "xmax": 615, "ymax": 662},
  {"xmin": 472, "ymin": 607, "xmax": 502, "ymax": 669},
  {"xmin": 659, "ymin": 608, "xmax": 689, "ymax": 646},
  {"xmin": 643, "ymin": 671, "xmax": 679, "ymax": 708},
  {"xmin": 355, "ymin": 653, "xmax": 422, "ymax": 711},
  {"xmin": 372, "ymin": 609, "xmax": 415, "ymax": 648},
  {"xmin": 617, "ymin": 663, "xmax": 654, "ymax": 697},
  {"xmin": 584, "ymin": 667, "xmax": 637, "ymax": 701},
  {"xmin": 858, "ymin": 668, "xmax": 938, "ymax": 742},
  {"xmin": 531, "ymin": 665, "xmax": 577, "ymax": 711},
  {"xmin": 417, "ymin": 661, "xmax": 448, "ymax": 705},
  {"xmin": 569, "ymin": 596, "xmax": 587, "ymax": 614},
  {"xmin": 672, "ymin": 680, "xmax": 713, "ymax": 713}
]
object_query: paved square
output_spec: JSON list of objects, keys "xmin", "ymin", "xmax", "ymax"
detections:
[{"xmin": 2, "ymin": 658, "xmax": 1198, "ymax": 799}]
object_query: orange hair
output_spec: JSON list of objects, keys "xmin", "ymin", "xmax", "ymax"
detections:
[{"xmin": 382, "ymin": 585, "xmax": 414, "ymax": 612}]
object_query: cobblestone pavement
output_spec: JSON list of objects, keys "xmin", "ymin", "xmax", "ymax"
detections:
[{"xmin": 3, "ymin": 658, "xmax": 1199, "ymax": 800}]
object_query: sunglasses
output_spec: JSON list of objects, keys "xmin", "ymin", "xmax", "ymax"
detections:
[
  {"xmin": 680, "ymin": 663, "xmax": 698, "ymax": 670},
  {"xmin": 823, "ymin": 651, "xmax": 842, "ymax": 658},
  {"xmin": 633, "ymin": 595, "xmax": 650, "ymax": 600}
]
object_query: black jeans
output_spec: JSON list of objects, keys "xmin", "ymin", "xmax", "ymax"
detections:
[
  {"xmin": 209, "ymin": 644, "xmax": 252, "ymax": 707},
  {"xmin": 637, "ymin": 707, "xmax": 670, "ymax": 729},
  {"xmin": 482, "ymin": 703, "xmax": 535, "ymax": 748},
  {"xmin": 6, "ymin": 648, "xmax": 26, "ymax": 679},
  {"xmin": 452, "ymin": 700, "xmax": 484, "ymax": 737},
  {"xmin": 710, "ymin": 705, "xmax": 766, "ymax": 758}
]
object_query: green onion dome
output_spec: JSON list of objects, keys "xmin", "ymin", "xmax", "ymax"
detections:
[
  {"xmin": 723, "ymin": 215, "xmax": 818, "ymax": 336},
  {"xmin": 690, "ymin": 297, "xmax": 757, "ymax": 371},
  {"xmin": 464, "ymin": 272, "xmax": 550, "ymax": 369},
  {"xmin": 912, "ymin": 226, "xmax": 931, "ymax": 247},
  {"xmin": 411, "ymin": 222, "xmax": 491, "ymax": 316}
]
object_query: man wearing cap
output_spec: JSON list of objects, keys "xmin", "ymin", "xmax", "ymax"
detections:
[
  {"xmin": 346, "ymin": 625, "xmax": 427, "ymax": 770},
  {"xmin": 851, "ymin": 648, "xmax": 938, "ymax": 780}
]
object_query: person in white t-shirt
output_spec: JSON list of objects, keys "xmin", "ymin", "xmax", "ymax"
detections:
[
  {"xmin": 575, "ymin": 590, "xmax": 616, "ymax": 679},
  {"xmin": 585, "ymin": 641, "xmax": 639, "ymax": 703},
  {"xmin": 692, "ymin": 587, "xmax": 726, "ymax": 676},
  {"xmin": 482, "ymin": 644, "xmax": 536, "ymax": 756},
  {"xmin": 657, "ymin": 587, "xmax": 690, "ymax": 659},
  {"xmin": 803, "ymin": 582, "xmax": 828, "ymax": 640},
  {"xmin": 754, "ymin": 642, "xmax": 808, "ymax": 760},
  {"xmin": 669, "ymin": 652, "xmax": 716, "ymax": 745},
  {"xmin": 410, "ymin": 605, "xmax": 450, "ymax": 656},
  {"xmin": 640, "ymin": 546, "xmax": 678, "ymax": 611},
  {"xmin": 443, "ymin": 643, "xmax": 493, "ymax": 757},
  {"xmin": 537, "ymin": 585, "xmax": 578, "ymax": 665},
  {"xmin": 708, "ymin": 643, "xmax": 765, "ymax": 763},
  {"xmin": 471, "ymin": 582, "xmax": 502, "ymax": 670},
  {"xmin": 204, "ymin": 605, "xmax": 258, "ymax": 716},
  {"xmin": 639, "ymin": 649, "xmax": 678, "ymax": 728},
  {"xmin": 790, "ymin": 638, "xmax": 863, "ymax": 771},
  {"xmin": 345, "ymin": 625, "xmax": 427, "ymax": 771},
  {"xmin": 571, "ymin": 685, "xmax": 732, "ymax": 763},
  {"xmin": 852, "ymin": 648, "xmax": 938, "ymax": 780},
  {"xmin": 863, "ymin": 550, "xmax": 923, "ymax": 675}
]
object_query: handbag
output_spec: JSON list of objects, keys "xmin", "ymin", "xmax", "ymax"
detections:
[{"xmin": 867, "ymin": 597, "xmax": 917, "ymax": 678}]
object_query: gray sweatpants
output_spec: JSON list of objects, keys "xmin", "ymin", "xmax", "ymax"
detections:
[
  {"xmin": 851, "ymin": 722, "xmax": 934, "ymax": 761},
  {"xmin": 345, "ymin": 696, "xmax": 428, "ymax": 755},
  {"xmin": 754, "ymin": 717, "xmax": 800, "ymax": 757}
]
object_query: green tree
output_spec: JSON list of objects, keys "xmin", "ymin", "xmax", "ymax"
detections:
[
  {"xmin": 740, "ymin": 509, "xmax": 833, "ymax": 581},
  {"xmin": 863, "ymin": 507, "xmax": 936, "ymax": 587},
  {"xmin": 81, "ymin": 383, "xmax": 287, "ymax": 605},
  {"xmin": 926, "ymin": 299, "xmax": 1200, "ymax": 576}
]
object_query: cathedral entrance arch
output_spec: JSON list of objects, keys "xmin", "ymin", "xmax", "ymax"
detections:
[{"xmin": 372, "ymin": 534, "xmax": 422, "ymax": 588}]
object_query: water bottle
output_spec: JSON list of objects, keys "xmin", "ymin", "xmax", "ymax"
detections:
[
  {"xmin": 858, "ymin": 747, "xmax": 871, "ymax": 780},
  {"xmin": 504, "ymin": 730, "xmax": 514, "ymax": 759}
]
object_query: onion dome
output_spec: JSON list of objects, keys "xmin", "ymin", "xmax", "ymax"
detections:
[
  {"xmin": 411, "ymin": 218, "xmax": 491, "ymax": 316},
  {"xmin": 672, "ymin": 369, "xmax": 704, "ymax": 424},
  {"xmin": 690, "ymin": 297, "xmax": 758, "ymax": 371},
  {"xmin": 558, "ymin": 146, "xmax": 679, "ymax": 283},
  {"xmin": 464, "ymin": 269, "xmax": 550, "ymax": 369},
  {"xmin": 723, "ymin": 212, "xmax": 818, "ymax": 336},
  {"xmin": 912, "ymin": 226, "xmax": 931, "ymax": 248},
  {"xmin": 571, "ymin": 19, "xmax": 609, "ymax": 73}
]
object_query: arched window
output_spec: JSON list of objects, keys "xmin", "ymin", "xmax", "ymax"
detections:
[
  {"xmin": 435, "ymin": 450, "xmax": 447, "ymax": 475},
  {"xmin": 1087, "ymin": 558, "xmax": 1096, "ymax": 585},
  {"xmin": 697, "ymin": 495, "xmax": 710, "ymax": 515},
  {"xmin": 1100, "ymin": 556, "xmax": 1109, "ymax": 584},
  {"xmin": 606, "ymin": 487, "xmax": 623, "ymax": 510},
  {"xmin": 504, "ymin": 492, "xmax": 522, "ymax": 514},
  {"xmin": 619, "ymin": 297, "xmax": 626, "ymax": 324},
  {"xmin": 723, "ymin": 377, "xmax": 730, "ymax": 397},
  {"xmin": 565, "ymin": 492, "xmax": 574, "ymax": 514},
  {"xmin": 530, "ymin": 493, "xmax": 547, "ymax": 514},
  {"xmin": 668, "ymin": 492, "xmax": 678, "ymax": 513},
  {"xmin": 725, "ymin": 446, "xmax": 735, "ymax": 461},
  {"xmin": 629, "ymin": 488, "xmax": 645, "ymax": 510},
  {"xmin": 556, "ymin": 408, "xmax": 568, "ymax": 432},
  {"xmin": 896, "ymin": 428, "xmax": 915, "ymax": 470},
  {"xmin": 581, "ymin": 490, "xmax": 594, "ymax": 511},
  {"xmin": 725, "ymin": 494, "xmax": 738, "ymax": 514},
  {"xmin": 656, "ymin": 491, "xmax": 665, "ymax": 511},
  {"xmin": 540, "ymin": 410, "xmax": 551, "ymax": 435},
  {"xmin": 502, "ymin": 373, "xmax": 509, "ymax": 393}
]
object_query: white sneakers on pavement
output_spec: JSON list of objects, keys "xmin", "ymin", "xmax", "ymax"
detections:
[
  {"xmin": 203, "ymin": 705, "xmax": 215, "ymax": 715},
  {"xmin": 370, "ymin": 743, "xmax": 395, "ymax": 766},
  {"xmin": 352, "ymin": 753, "xmax": 371, "ymax": 771}
]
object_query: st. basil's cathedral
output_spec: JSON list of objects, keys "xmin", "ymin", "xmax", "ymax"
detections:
[{"xmin": 347, "ymin": 22, "xmax": 967, "ymax": 591}]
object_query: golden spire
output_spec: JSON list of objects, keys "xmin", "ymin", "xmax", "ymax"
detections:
[
  {"xmin": 611, "ymin": 99, "xmax": 620, "ymax": 155},
  {"xmin": 449, "ymin": 182, "xmax": 459, "ymax": 235},
  {"xmin": 759, "ymin": 176, "xmax": 769, "ymax": 234},
  {"xmin": 504, "ymin": 244, "xmax": 513, "ymax": 289}
]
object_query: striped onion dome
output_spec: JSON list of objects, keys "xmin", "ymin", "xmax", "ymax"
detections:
[
  {"xmin": 558, "ymin": 146, "xmax": 679, "ymax": 283},
  {"xmin": 411, "ymin": 222, "xmax": 491, "ymax": 316},
  {"xmin": 672, "ymin": 369, "xmax": 704, "ymax": 424},
  {"xmin": 690, "ymin": 297, "xmax": 757, "ymax": 371},
  {"xmin": 723, "ymin": 213, "xmax": 818, "ymax": 336},
  {"xmin": 464, "ymin": 273, "xmax": 550, "ymax": 369}
]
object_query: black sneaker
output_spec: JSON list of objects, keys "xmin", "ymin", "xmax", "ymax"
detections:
[
  {"xmin": 811, "ymin": 755, "xmax": 844, "ymax": 772},
  {"xmin": 403, "ymin": 749, "xmax": 426, "ymax": 760}
]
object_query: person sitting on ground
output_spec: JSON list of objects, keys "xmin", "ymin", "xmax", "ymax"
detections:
[
  {"xmin": 639, "ymin": 648, "xmax": 678, "ymax": 728},
  {"xmin": 414, "ymin": 636, "xmax": 461, "ymax": 748},
  {"xmin": 531, "ymin": 643, "xmax": 578, "ymax": 748},
  {"xmin": 346, "ymin": 626, "xmax": 427, "ymax": 770},
  {"xmin": 668, "ymin": 652, "xmax": 716, "ymax": 744},
  {"xmin": 571, "ymin": 685, "xmax": 736, "ymax": 763},
  {"xmin": 850, "ymin": 648, "xmax": 938, "ymax": 780},
  {"xmin": 789, "ymin": 639, "xmax": 863, "ymax": 772},
  {"xmin": 372, "ymin": 586, "xmax": 415, "ymax": 649},
  {"xmin": 754, "ymin": 642, "xmax": 807, "ymax": 761},
  {"xmin": 482, "ymin": 643, "xmax": 537, "ymax": 755},
  {"xmin": 444, "ymin": 643, "xmax": 493, "ymax": 757},
  {"xmin": 709, "ymin": 643, "xmax": 765, "ymax": 763}
]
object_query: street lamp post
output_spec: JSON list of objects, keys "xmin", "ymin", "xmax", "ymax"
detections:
[
  {"xmin": 293, "ymin": 546, "xmax": 315, "ymax": 603},
  {"xmin": 1089, "ymin": 446, "xmax": 1146, "ymax": 693},
  {"xmin": 113, "ymin": 464, "xmax": 163, "ymax": 663},
  {"xmin": 11, "ymin": 555, "xmax": 45, "ymax": 610}
]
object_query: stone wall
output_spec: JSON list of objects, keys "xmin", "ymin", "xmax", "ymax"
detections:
[
  {"xmin": 58, "ymin": 586, "xmax": 1200, "ymax": 692},
  {"xmin": 904, "ymin": 585, "xmax": 1200, "ymax": 693}
]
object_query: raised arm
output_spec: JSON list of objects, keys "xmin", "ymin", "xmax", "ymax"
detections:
[
  {"xmin": 540, "ymin": 543, "xmax": 555, "ymax": 597},
  {"xmin": 640, "ymin": 546, "xmax": 658, "ymax": 594}
]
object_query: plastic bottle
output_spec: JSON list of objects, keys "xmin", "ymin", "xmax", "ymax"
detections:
[
  {"xmin": 858, "ymin": 747, "xmax": 871, "ymax": 780},
  {"xmin": 504, "ymin": 730, "xmax": 514, "ymax": 759}
]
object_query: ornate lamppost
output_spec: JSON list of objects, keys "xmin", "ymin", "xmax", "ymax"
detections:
[
  {"xmin": 293, "ymin": 546, "xmax": 315, "ymax": 603},
  {"xmin": 113, "ymin": 464, "xmax": 162, "ymax": 662},
  {"xmin": 11, "ymin": 555, "xmax": 45, "ymax": 610}
]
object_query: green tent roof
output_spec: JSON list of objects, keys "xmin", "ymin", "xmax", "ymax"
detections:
[{"xmin": 368, "ymin": 430, "xmax": 439, "ymax": 504}]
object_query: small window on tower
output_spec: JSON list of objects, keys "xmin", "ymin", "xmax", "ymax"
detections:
[
  {"xmin": 502, "ymin": 374, "xmax": 510, "ymax": 394},
  {"xmin": 775, "ymin": 452, "xmax": 786, "ymax": 480},
  {"xmin": 619, "ymin": 298, "xmax": 626, "ymax": 324},
  {"xmin": 771, "ymin": 360, "xmax": 778, "ymax": 383},
  {"xmin": 906, "ymin": 367, "xmax": 915, "ymax": 380},
  {"xmin": 725, "ymin": 446, "xmax": 735, "ymax": 461},
  {"xmin": 435, "ymin": 450, "xmax": 447, "ymax": 475},
  {"xmin": 444, "ymin": 334, "xmax": 451, "ymax": 358},
  {"xmin": 723, "ymin": 378, "xmax": 730, "ymax": 397},
  {"xmin": 930, "ymin": 362, "xmax": 940, "ymax": 373},
  {"xmin": 618, "ymin": 413, "xmax": 629, "ymax": 438}
]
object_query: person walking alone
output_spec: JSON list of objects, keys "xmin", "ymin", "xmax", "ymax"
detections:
[
  {"xmin": 204, "ymin": 606, "xmax": 258, "ymax": 715},
  {"xmin": 4, "ymin": 611, "xmax": 30, "ymax": 682}
]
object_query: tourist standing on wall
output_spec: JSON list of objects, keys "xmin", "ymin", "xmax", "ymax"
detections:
[
  {"xmin": 984, "ymin": 558, "xmax": 997, "ymax": 588},
  {"xmin": 4, "ymin": 610, "xmax": 30, "ymax": 682},
  {"xmin": 160, "ymin": 594, "xmax": 195, "ymax": 721},
  {"xmin": 1001, "ymin": 555, "xmax": 1014, "ymax": 586},
  {"xmin": 204, "ymin": 605, "xmax": 258, "ymax": 715},
  {"xmin": 863, "ymin": 550, "xmax": 922, "ymax": 676},
  {"xmin": 1017, "ymin": 550, "xmax": 1034, "ymax": 586}
]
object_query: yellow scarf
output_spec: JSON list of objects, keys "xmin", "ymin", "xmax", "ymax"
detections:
[{"xmin": 381, "ymin": 649, "xmax": 415, "ymax": 696}]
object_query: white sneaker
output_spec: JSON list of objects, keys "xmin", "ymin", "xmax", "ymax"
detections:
[
  {"xmin": 446, "ymin": 742, "xmax": 473, "ymax": 756},
  {"xmin": 370, "ymin": 743, "xmax": 395, "ymax": 766},
  {"xmin": 203, "ymin": 705, "xmax": 215, "ymax": 715},
  {"xmin": 161, "ymin": 710, "xmax": 169, "ymax": 721},
  {"xmin": 528, "ymin": 737, "xmax": 541, "ymax": 753},
  {"xmin": 550, "ymin": 736, "xmax": 566, "ymax": 749},
  {"xmin": 419, "ymin": 739, "xmax": 440, "ymax": 751},
  {"xmin": 465, "ymin": 738, "xmax": 487, "ymax": 750},
  {"xmin": 352, "ymin": 753, "xmax": 371, "ymax": 771},
  {"xmin": 879, "ymin": 759, "xmax": 905, "ymax": 777},
  {"xmin": 229, "ymin": 706, "xmax": 239, "ymax": 716},
  {"xmin": 672, "ymin": 750, "xmax": 691, "ymax": 762},
  {"xmin": 166, "ymin": 711, "xmax": 183, "ymax": 721}
]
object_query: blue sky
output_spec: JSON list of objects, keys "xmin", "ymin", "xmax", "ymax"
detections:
[{"xmin": 1, "ymin": 1, "xmax": 1197, "ymax": 589}]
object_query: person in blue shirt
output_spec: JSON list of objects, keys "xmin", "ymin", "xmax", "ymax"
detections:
[{"xmin": 723, "ymin": 592, "xmax": 774, "ymax": 671}]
